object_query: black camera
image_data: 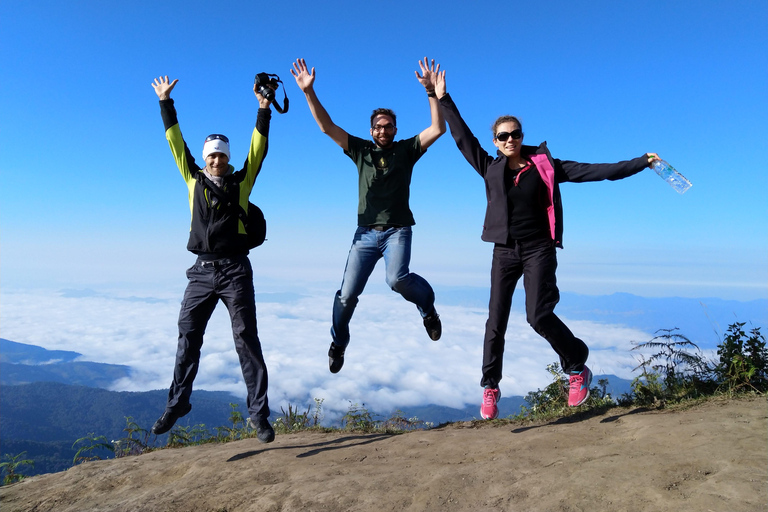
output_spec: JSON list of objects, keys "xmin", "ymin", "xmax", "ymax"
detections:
[
  {"xmin": 254, "ymin": 72, "xmax": 279, "ymax": 101},
  {"xmin": 254, "ymin": 72, "xmax": 289, "ymax": 113}
]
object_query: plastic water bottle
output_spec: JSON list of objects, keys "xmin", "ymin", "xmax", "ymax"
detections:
[{"xmin": 651, "ymin": 159, "xmax": 692, "ymax": 194}]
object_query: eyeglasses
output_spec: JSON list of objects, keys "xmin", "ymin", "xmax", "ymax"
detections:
[
  {"xmin": 205, "ymin": 134, "xmax": 229, "ymax": 143},
  {"xmin": 495, "ymin": 129, "xmax": 523, "ymax": 142},
  {"xmin": 372, "ymin": 123, "xmax": 395, "ymax": 132}
]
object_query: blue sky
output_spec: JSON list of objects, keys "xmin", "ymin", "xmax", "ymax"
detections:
[
  {"xmin": 2, "ymin": 0, "xmax": 767, "ymax": 299},
  {"xmin": 1, "ymin": 1, "xmax": 766, "ymax": 417}
]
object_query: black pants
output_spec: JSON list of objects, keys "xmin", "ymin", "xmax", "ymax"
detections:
[
  {"xmin": 481, "ymin": 237, "xmax": 588, "ymax": 389},
  {"xmin": 166, "ymin": 255, "xmax": 270, "ymax": 421}
]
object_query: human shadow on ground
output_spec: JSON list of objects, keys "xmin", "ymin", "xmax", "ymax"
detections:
[
  {"xmin": 509, "ymin": 406, "xmax": 651, "ymax": 434},
  {"xmin": 227, "ymin": 433, "xmax": 393, "ymax": 462},
  {"xmin": 598, "ymin": 407, "xmax": 652, "ymax": 423}
]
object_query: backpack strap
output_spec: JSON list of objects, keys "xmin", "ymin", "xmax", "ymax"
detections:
[{"xmin": 197, "ymin": 173, "xmax": 250, "ymax": 229}]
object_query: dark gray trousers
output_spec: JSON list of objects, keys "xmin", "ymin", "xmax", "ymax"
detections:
[
  {"xmin": 481, "ymin": 237, "xmax": 588, "ymax": 389},
  {"xmin": 166, "ymin": 255, "xmax": 269, "ymax": 421}
]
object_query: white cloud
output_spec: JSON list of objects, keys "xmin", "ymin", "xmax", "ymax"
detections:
[{"xmin": 2, "ymin": 287, "xmax": 657, "ymax": 420}]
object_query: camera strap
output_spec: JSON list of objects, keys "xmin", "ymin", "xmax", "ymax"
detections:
[
  {"xmin": 258, "ymin": 73, "xmax": 289, "ymax": 114},
  {"xmin": 271, "ymin": 80, "xmax": 289, "ymax": 114}
]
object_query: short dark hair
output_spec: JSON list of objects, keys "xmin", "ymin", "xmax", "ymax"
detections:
[
  {"xmin": 370, "ymin": 108, "xmax": 397, "ymax": 128},
  {"xmin": 491, "ymin": 115, "xmax": 522, "ymax": 137}
]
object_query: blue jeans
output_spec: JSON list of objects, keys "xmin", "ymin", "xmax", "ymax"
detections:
[{"xmin": 331, "ymin": 226, "xmax": 435, "ymax": 347}]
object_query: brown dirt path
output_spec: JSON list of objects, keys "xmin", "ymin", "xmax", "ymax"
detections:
[{"xmin": 1, "ymin": 396, "xmax": 765, "ymax": 512}]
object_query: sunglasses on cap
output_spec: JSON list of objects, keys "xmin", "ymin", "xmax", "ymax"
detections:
[
  {"xmin": 495, "ymin": 129, "xmax": 523, "ymax": 142},
  {"xmin": 204, "ymin": 134, "xmax": 229, "ymax": 143}
]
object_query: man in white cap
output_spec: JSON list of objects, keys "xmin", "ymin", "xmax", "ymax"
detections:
[{"xmin": 150, "ymin": 76, "xmax": 276, "ymax": 443}]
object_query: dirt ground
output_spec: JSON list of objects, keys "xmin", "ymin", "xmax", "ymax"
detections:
[{"xmin": 1, "ymin": 396, "xmax": 765, "ymax": 512}]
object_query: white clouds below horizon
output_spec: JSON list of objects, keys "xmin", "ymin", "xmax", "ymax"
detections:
[{"xmin": 1, "ymin": 287, "xmax": 664, "ymax": 419}]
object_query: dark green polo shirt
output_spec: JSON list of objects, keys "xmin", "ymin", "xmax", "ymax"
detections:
[{"xmin": 345, "ymin": 134, "xmax": 424, "ymax": 227}]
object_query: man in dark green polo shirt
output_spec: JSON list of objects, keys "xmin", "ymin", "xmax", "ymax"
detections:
[{"xmin": 291, "ymin": 57, "xmax": 446, "ymax": 374}]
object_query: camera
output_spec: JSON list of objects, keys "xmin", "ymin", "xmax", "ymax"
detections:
[
  {"xmin": 254, "ymin": 72, "xmax": 279, "ymax": 101},
  {"xmin": 254, "ymin": 72, "xmax": 289, "ymax": 114}
]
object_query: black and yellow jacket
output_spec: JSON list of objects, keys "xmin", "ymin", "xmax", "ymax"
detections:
[{"xmin": 159, "ymin": 99, "xmax": 270, "ymax": 256}]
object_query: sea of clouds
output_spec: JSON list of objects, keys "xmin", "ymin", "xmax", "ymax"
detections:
[{"xmin": 2, "ymin": 283, "xmax": 669, "ymax": 421}]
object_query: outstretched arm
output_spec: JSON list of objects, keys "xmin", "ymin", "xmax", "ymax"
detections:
[
  {"xmin": 151, "ymin": 76, "xmax": 201, "ymax": 179},
  {"xmin": 291, "ymin": 58, "xmax": 349, "ymax": 150},
  {"xmin": 415, "ymin": 57, "xmax": 446, "ymax": 150},
  {"xmin": 152, "ymin": 76, "xmax": 178, "ymax": 100},
  {"xmin": 434, "ymin": 72, "xmax": 493, "ymax": 177}
]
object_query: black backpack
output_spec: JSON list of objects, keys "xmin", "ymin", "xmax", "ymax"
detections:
[
  {"xmin": 243, "ymin": 202, "xmax": 267, "ymax": 249},
  {"xmin": 198, "ymin": 174, "xmax": 267, "ymax": 249}
]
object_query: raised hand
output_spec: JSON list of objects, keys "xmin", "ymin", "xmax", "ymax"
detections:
[
  {"xmin": 435, "ymin": 69, "xmax": 447, "ymax": 98},
  {"xmin": 291, "ymin": 58, "xmax": 315, "ymax": 93},
  {"xmin": 253, "ymin": 83, "xmax": 275, "ymax": 109},
  {"xmin": 415, "ymin": 57, "xmax": 441, "ymax": 92},
  {"xmin": 152, "ymin": 76, "xmax": 178, "ymax": 100}
]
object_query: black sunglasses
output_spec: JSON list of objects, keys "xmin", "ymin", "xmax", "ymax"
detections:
[
  {"xmin": 205, "ymin": 134, "xmax": 229, "ymax": 143},
  {"xmin": 495, "ymin": 129, "xmax": 523, "ymax": 142}
]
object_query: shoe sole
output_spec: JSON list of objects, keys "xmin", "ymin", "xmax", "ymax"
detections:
[{"xmin": 480, "ymin": 409, "xmax": 499, "ymax": 420}]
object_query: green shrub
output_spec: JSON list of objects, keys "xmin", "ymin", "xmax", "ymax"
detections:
[
  {"xmin": 716, "ymin": 323, "xmax": 767, "ymax": 393},
  {"xmin": 1, "ymin": 452, "xmax": 34, "ymax": 485},
  {"xmin": 72, "ymin": 433, "xmax": 114, "ymax": 465}
]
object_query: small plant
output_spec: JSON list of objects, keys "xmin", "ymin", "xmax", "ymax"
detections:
[
  {"xmin": 114, "ymin": 416, "xmax": 150, "ymax": 458},
  {"xmin": 272, "ymin": 398, "xmax": 329, "ymax": 434},
  {"xmin": 1, "ymin": 452, "xmax": 34, "ymax": 485},
  {"xmin": 167, "ymin": 425, "xmax": 191, "ymax": 447},
  {"xmin": 72, "ymin": 433, "xmax": 115, "ymax": 465},
  {"xmin": 629, "ymin": 328, "xmax": 714, "ymax": 405},
  {"xmin": 381, "ymin": 410, "xmax": 425, "ymax": 431},
  {"xmin": 341, "ymin": 402, "xmax": 377, "ymax": 431},
  {"xmin": 281, "ymin": 403, "xmax": 312, "ymax": 431},
  {"xmin": 167, "ymin": 423, "xmax": 211, "ymax": 447},
  {"xmin": 215, "ymin": 403, "xmax": 250, "ymax": 440},
  {"xmin": 311, "ymin": 397, "xmax": 325, "ymax": 426}
]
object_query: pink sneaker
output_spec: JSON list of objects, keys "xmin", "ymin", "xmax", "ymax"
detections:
[
  {"xmin": 568, "ymin": 365, "xmax": 592, "ymax": 406},
  {"xmin": 480, "ymin": 387, "xmax": 501, "ymax": 419}
]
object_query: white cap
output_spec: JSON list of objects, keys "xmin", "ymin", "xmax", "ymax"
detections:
[{"xmin": 202, "ymin": 135, "xmax": 230, "ymax": 160}]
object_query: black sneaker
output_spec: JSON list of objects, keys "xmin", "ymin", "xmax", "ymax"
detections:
[
  {"xmin": 254, "ymin": 418, "xmax": 275, "ymax": 443},
  {"xmin": 423, "ymin": 311, "xmax": 442, "ymax": 341},
  {"xmin": 151, "ymin": 403, "xmax": 192, "ymax": 435},
  {"xmin": 328, "ymin": 342, "xmax": 346, "ymax": 374}
]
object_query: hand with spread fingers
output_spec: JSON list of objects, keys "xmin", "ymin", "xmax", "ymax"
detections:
[
  {"xmin": 291, "ymin": 58, "xmax": 316, "ymax": 93},
  {"xmin": 152, "ymin": 76, "xmax": 178, "ymax": 100},
  {"xmin": 415, "ymin": 57, "xmax": 441, "ymax": 93}
]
